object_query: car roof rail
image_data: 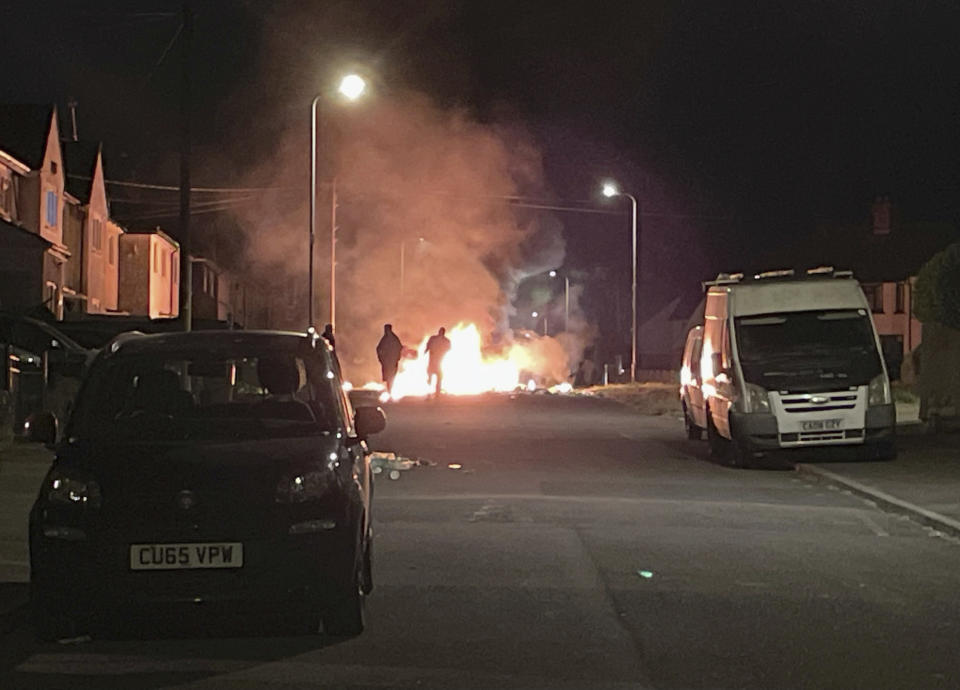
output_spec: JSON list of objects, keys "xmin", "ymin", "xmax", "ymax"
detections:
[{"xmin": 104, "ymin": 330, "xmax": 147, "ymax": 356}]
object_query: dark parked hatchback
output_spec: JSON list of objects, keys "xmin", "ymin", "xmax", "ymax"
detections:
[{"xmin": 28, "ymin": 330, "xmax": 386, "ymax": 639}]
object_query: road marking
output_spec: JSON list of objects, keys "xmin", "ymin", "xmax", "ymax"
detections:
[{"xmin": 857, "ymin": 513, "xmax": 890, "ymax": 537}]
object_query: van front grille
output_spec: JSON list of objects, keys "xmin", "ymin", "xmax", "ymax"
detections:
[{"xmin": 780, "ymin": 392, "xmax": 857, "ymax": 413}]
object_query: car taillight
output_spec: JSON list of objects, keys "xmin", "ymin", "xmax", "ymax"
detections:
[
  {"xmin": 45, "ymin": 469, "xmax": 102, "ymax": 510},
  {"xmin": 275, "ymin": 470, "xmax": 334, "ymax": 504}
]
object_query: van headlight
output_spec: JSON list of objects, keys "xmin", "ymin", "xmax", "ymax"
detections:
[
  {"xmin": 744, "ymin": 383, "xmax": 771, "ymax": 413},
  {"xmin": 868, "ymin": 373, "xmax": 891, "ymax": 406}
]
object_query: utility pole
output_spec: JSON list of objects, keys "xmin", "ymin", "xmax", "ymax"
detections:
[
  {"xmin": 179, "ymin": 2, "xmax": 193, "ymax": 331},
  {"xmin": 329, "ymin": 176, "xmax": 337, "ymax": 330}
]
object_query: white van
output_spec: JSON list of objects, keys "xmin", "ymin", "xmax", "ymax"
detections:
[
  {"xmin": 680, "ymin": 325, "xmax": 706, "ymax": 439},
  {"xmin": 700, "ymin": 268, "xmax": 895, "ymax": 466}
]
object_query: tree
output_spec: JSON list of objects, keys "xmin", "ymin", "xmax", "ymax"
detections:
[{"xmin": 914, "ymin": 242, "xmax": 960, "ymax": 330}]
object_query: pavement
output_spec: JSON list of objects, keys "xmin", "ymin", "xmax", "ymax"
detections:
[{"xmin": 0, "ymin": 395, "xmax": 959, "ymax": 688}]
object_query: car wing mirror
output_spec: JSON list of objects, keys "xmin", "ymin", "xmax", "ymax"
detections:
[
  {"xmin": 24, "ymin": 411, "xmax": 58, "ymax": 445},
  {"xmin": 354, "ymin": 406, "xmax": 386, "ymax": 440}
]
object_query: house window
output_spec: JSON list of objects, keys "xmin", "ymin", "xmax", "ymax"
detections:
[
  {"xmin": 45, "ymin": 191, "xmax": 57, "ymax": 226},
  {"xmin": 50, "ymin": 161, "xmax": 58, "ymax": 175},
  {"xmin": 863, "ymin": 284, "xmax": 884, "ymax": 313},
  {"xmin": 0, "ymin": 176, "xmax": 11, "ymax": 216},
  {"xmin": 91, "ymin": 218, "xmax": 103, "ymax": 251},
  {"xmin": 108, "ymin": 236, "xmax": 117, "ymax": 265},
  {"xmin": 153, "ymin": 244, "xmax": 159, "ymax": 273},
  {"xmin": 161, "ymin": 250, "xmax": 167, "ymax": 277},
  {"xmin": 895, "ymin": 282, "xmax": 905, "ymax": 313}
]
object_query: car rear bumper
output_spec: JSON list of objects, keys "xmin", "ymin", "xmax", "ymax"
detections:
[{"xmin": 30, "ymin": 526, "xmax": 356, "ymax": 616}]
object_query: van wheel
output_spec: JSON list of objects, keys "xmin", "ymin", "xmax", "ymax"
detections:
[
  {"xmin": 706, "ymin": 411, "xmax": 726, "ymax": 459},
  {"xmin": 685, "ymin": 413, "xmax": 703, "ymax": 441},
  {"xmin": 866, "ymin": 440, "xmax": 897, "ymax": 462}
]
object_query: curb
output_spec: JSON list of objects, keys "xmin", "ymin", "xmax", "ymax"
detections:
[{"xmin": 796, "ymin": 463, "xmax": 960, "ymax": 539}]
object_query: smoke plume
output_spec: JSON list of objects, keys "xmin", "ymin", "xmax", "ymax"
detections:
[{"xmin": 233, "ymin": 91, "xmax": 571, "ymax": 381}]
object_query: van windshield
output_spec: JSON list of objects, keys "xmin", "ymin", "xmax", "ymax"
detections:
[{"xmin": 735, "ymin": 309, "xmax": 883, "ymax": 390}]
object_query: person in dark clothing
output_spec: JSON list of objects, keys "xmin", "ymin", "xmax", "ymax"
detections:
[
  {"xmin": 425, "ymin": 326, "xmax": 452, "ymax": 395},
  {"xmin": 321, "ymin": 324, "xmax": 335, "ymax": 350},
  {"xmin": 376, "ymin": 324, "xmax": 404, "ymax": 395}
]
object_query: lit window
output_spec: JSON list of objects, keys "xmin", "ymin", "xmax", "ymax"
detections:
[
  {"xmin": 91, "ymin": 218, "xmax": 103, "ymax": 251},
  {"xmin": 45, "ymin": 191, "xmax": 57, "ymax": 226},
  {"xmin": 863, "ymin": 284, "xmax": 884, "ymax": 314}
]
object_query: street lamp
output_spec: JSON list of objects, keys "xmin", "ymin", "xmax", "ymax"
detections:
[
  {"xmin": 308, "ymin": 73, "xmax": 368, "ymax": 330},
  {"xmin": 548, "ymin": 269, "xmax": 571, "ymax": 333},
  {"xmin": 601, "ymin": 180, "xmax": 639, "ymax": 382}
]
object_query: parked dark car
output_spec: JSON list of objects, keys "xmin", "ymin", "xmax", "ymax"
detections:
[{"xmin": 28, "ymin": 330, "xmax": 385, "ymax": 640}]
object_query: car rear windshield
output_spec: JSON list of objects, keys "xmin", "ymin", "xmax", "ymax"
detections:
[{"xmin": 70, "ymin": 350, "xmax": 342, "ymax": 442}]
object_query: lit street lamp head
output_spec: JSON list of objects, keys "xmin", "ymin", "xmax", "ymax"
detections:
[
  {"xmin": 549, "ymin": 270, "xmax": 557, "ymax": 277},
  {"xmin": 531, "ymin": 311, "xmax": 539, "ymax": 318},
  {"xmin": 601, "ymin": 181, "xmax": 620, "ymax": 198},
  {"xmin": 338, "ymin": 74, "xmax": 367, "ymax": 101}
]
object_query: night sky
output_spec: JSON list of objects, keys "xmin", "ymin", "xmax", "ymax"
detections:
[{"xmin": 3, "ymin": 1, "xmax": 959, "ymax": 346}]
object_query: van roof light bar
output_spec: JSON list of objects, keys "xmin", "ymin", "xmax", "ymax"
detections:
[
  {"xmin": 701, "ymin": 272, "xmax": 744, "ymax": 289},
  {"xmin": 753, "ymin": 269, "xmax": 795, "ymax": 280}
]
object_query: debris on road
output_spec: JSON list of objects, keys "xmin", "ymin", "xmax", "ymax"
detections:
[
  {"xmin": 370, "ymin": 452, "xmax": 421, "ymax": 478},
  {"xmin": 637, "ymin": 570, "xmax": 654, "ymax": 579}
]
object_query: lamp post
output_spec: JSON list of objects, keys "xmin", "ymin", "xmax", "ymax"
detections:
[
  {"xmin": 601, "ymin": 181, "xmax": 639, "ymax": 382},
  {"xmin": 548, "ymin": 269, "xmax": 571, "ymax": 333},
  {"xmin": 308, "ymin": 73, "xmax": 367, "ymax": 331}
]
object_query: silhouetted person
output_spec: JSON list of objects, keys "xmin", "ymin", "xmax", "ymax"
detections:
[
  {"xmin": 321, "ymin": 323, "xmax": 335, "ymax": 350},
  {"xmin": 376, "ymin": 324, "xmax": 404, "ymax": 395},
  {"xmin": 425, "ymin": 327, "xmax": 452, "ymax": 395}
]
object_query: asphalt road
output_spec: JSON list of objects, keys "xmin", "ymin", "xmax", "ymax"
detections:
[{"xmin": 2, "ymin": 394, "xmax": 960, "ymax": 689}]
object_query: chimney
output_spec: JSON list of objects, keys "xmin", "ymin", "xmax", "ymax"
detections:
[
  {"xmin": 872, "ymin": 196, "xmax": 891, "ymax": 235},
  {"xmin": 67, "ymin": 99, "xmax": 79, "ymax": 142}
]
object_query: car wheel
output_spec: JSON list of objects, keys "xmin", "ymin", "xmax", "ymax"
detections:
[
  {"xmin": 323, "ymin": 532, "xmax": 366, "ymax": 637},
  {"xmin": 685, "ymin": 411, "xmax": 703, "ymax": 441},
  {"xmin": 32, "ymin": 589, "xmax": 78, "ymax": 642},
  {"xmin": 361, "ymin": 528, "xmax": 374, "ymax": 596}
]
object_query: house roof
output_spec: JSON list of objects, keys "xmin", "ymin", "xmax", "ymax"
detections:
[
  {"xmin": 123, "ymin": 227, "xmax": 180, "ymax": 249},
  {"xmin": 0, "ymin": 104, "xmax": 55, "ymax": 170},
  {"xmin": 0, "ymin": 217, "xmax": 52, "ymax": 249},
  {"xmin": 816, "ymin": 220, "xmax": 960, "ymax": 282},
  {"xmin": 61, "ymin": 140, "xmax": 101, "ymax": 203}
]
